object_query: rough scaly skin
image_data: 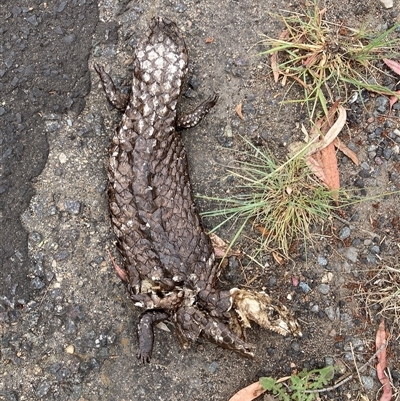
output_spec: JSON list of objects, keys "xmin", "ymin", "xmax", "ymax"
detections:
[{"xmin": 95, "ymin": 17, "xmax": 301, "ymax": 363}]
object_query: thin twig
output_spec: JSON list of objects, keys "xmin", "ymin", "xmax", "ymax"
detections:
[
  {"xmin": 303, "ymin": 343, "xmax": 387, "ymax": 394},
  {"xmin": 350, "ymin": 342, "xmax": 363, "ymax": 387}
]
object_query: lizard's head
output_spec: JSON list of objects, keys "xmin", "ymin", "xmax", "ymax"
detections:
[{"xmin": 230, "ymin": 288, "xmax": 302, "ymax": 338}]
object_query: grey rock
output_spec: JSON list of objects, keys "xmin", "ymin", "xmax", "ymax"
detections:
[
  {"xmin": 55, "ymin": 250, "xmax": 70, "ymax": 261},
  {"xmin": 56, "ymin": 1, "xmax": 67, "ymax": 12},
  {"xmin": 366, "ymin": 253, "xmax": 377, "ymax": 264},
  {"xmin": 299, "ymin": 282, "xmax": 311, "ymax": 293},
  {"xmin": 35, "ymin": 381, "xmax": 51, "ymax": 397},
  {"xmin": 370, "ymin": 245, "xmax": 380, "ymax": 254},
  {"xmin": 375, "ymin": 96, "xmax": 389, "ymax": 113},
  {"xmin": 317, "ymin": 255, "xmax": 328, "ymax": 266},
  {"xmin": 291, "ymin": 341, "xmax": 300, "ymax": 352},
  {"xmin": 64, "ymin": 318, "xmax": 76, "ymax": 334},
  {"xmin": 325, "ymin": 356, "xmax": 334, "ymax": 366},
  {"xmin": 361, "ymin": 375, "xmax": 374, "ymax": 390},
  {"xmin": 359, "ymin": 169, "xmax": 371, "ymax": 178},
  {"xmin": 383, "ymin": 148, "xmax": 392, "ymax": 160},
  {"xmin": 354, "ymin": 178, "xmax": 364, "ymax": 188},
  {"xmin": 64, "ymin": 200, "xmax": 81, "ymax": 214},
  {"xmin": 72, "ymin": 384, "xmax": 82, "ymax": 400},
  {"xmin": 341, "ymin": 247, "xmax": 358, "ymax": 263},
  {"xmin": 340, "ymin": 313, "xmax": 354, "ymax": 329},
  {"xmin": 324, "ymin": 306, "xmax": 338, "ymax": 321},
  {"xmin": 339, "ymin": 226, "xmax": 351, "ymax": 240},
  {"xmin": 63, "ymin": 34, "xmax": 77, "ymax": 44},
  {"xmin": 56, "ymin": 367, "xmax": 71, "ymax": 381},
  {"xmin": 318, "ymin": 284, "xmax": 330, "ymax": 295},
  {"xmin": 26, "ymin": 15, "xmax": 39, "ymax": 26},
  {"xmin": 29, "ymin": 231, "xmax": 42, "ymax": 243},
  {"xmin": 176, "ymin": 3, "xmax": 187, "ymax": 12},
  {"xmin": 48, "ymin": 362, "xmax": 62, "ymax": 374},
  {"xmin": 208, "ymin": 361, "xmax": 219, "ymax": 373},
  {"xmin": 30, "ymin": 277, "xmax": 45, "ymax": 290}
]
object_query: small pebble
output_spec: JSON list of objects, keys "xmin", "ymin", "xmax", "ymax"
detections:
[
  {"xmin": 291, "ymin": 341, "xmax": 300, "ymax": 352},
  {"xmin": 59, "ymin": 153, "xmax": 67, "ymax": 164},
  {"xmin": 341, "ymin": 247, "xmax": 358, "ymax": 263},
  {"xmin": 208, "ymin": 361, "xmax": 219, "ymax": 374},
  {"xmin": 339, "ymin": 227, "xmax": 351, "ymax": 240},
  {"xmin": 30, "ymin": 277, "xmax": 45, "ymax": 290},
  {"xmin": 317, "ymin": 255, "xmax": 328, "ymax": 266},
  {"xmin": 321, "ymin": 272, "xmax": 333, "ymax": 283},
  {"xmin": 324, "ymin": 306, "xmax": 338, "ymax": 321},
  {"xmin": 318, "ymin": 284, "xmax": 330, "ymax": 295},
  {"xmin": 36, "ymin": 381, "xmax": 51, "ymax": 397},
  {"xmin": 64, "ymin": 200, "xmax": 81, "ymax": 215},
  {"xmin": 370, "ymin": 245, "xmax": 380, "ymax": 254},
  {"xmin": 361, "ymin": 375, "xmax": 375, "ymax": 390},
  {"xmin": 325, "ymin": 357, "xmax": 334, "ymax": 366},
  {"xmin": 65, "ymin": 345, "xmax": 75, "ymax": 354},
  {"xmin": 299, "ymin": 282, "xmax": 311, "ymax": 293}
]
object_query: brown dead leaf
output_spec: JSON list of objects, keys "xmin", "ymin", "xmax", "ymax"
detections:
[
  {"xmin": 255, "ymin": 224, "xmax": 272, "ymax": 237},
  {"xmin": 235, "ymin": 102, "xmax": 244, "ymax": 120},
  {"xmin": 107, "ymin": 250, "xmax": 128, "ymax": 282},
  {"xmin": 209, "ymin": 232, "xmax": 241, "ymax": 258},
  {"xmin": 303, "ymin": 52, "xmax": 320, "ymax": 68},
  {"xmin": 304, "ymin": 103, "xmax": 347, "ymax": 201},
  {"xmin": 388, "ymin": 90, "xmax": 400, "ymax": 113},
  {"xmin": 383, "ymin": 58, "xmax": 400, "ymax": 75},
  {"xmin": 308, "ymin": 105, "xmax": 347, "ymax": 155},
  {"xmin": 270, "ymin": 30, "xmax": 289, "ymax": 83},
  {"xmin": 334, "ymin": 138, "xmax": 359, "ymax": 165},
  {"xmin": 205, "ymin": 37, "xmax": 214, "ymax": 43},
  {"xmin": 271, "ymin": 51, "xmax": 280, "ymax": 83},
  {"xmin": 306, "ymin": 154, "xmax": 328, "ymax": 183},
  {"xmin": 376, "ymin": 319, "xmax": 392, "ymax": 401},
  {"xmin": 228, "ymin": 381, "xmax": 266, "ymax": 401},
  {"xmin": 272, "ymin": 251, "xmax": 285, "ymax": 265},
  {"xmin": 313, "ymin": 142, "xmax": 340, "ymax": 200}
]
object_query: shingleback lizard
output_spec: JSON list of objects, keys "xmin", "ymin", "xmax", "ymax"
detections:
[{"xmin": 95, "ymin": 17, "xmax": 301, "ymax": 363}]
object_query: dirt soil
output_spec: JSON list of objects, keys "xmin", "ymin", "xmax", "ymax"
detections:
[{"xmin": 1, "ymin": 0, "xmax": 400, "ymax": 400}]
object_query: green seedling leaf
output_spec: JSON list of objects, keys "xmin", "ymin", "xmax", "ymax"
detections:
[{"xmin": 260, "ymin": 377, "xmax": 277, "ymax": 391}]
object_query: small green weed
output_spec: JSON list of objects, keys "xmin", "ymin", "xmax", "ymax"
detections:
[{"xmin": 260, "ymin": 365, "xmax": 335, "ymax": 401}]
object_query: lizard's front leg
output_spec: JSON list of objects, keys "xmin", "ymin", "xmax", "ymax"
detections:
[{"xmin": 94, "ymin": 63, "xmax": 130, "ymax": 112}]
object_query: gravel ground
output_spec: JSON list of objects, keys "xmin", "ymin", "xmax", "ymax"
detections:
[{"xmin": 1, "ymin": 0, "xmax": 400, "ymax": 400}]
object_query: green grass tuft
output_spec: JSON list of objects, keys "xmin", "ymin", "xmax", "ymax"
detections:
[{"xmin": 259, "ymin": 1, "xmax": 400, "ymax": 119}]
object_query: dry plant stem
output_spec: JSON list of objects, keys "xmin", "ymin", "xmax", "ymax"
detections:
[
  {"xmin": 303, "ymin": 343, "xmax": 387, "ymax": 394},
  {"xmin": 350, "ymin": 342, "xmax": 363, "ymax": 387}
]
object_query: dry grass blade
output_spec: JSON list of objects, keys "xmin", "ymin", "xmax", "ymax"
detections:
[{"xmin": 362, "ymin": 261, "xmax": 400, "ymax": 328}]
